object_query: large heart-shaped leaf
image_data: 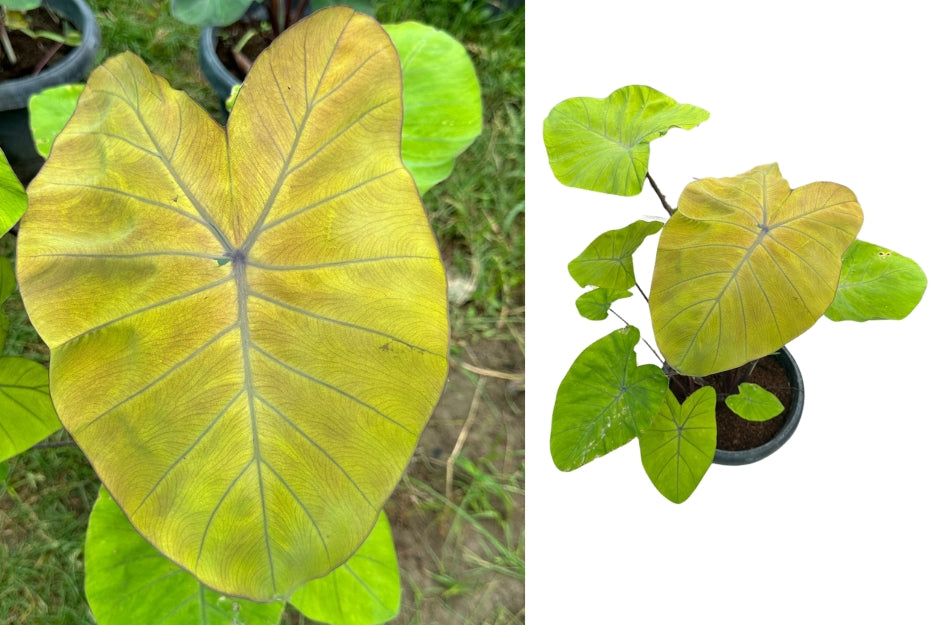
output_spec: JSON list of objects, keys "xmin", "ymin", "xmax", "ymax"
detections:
[
  {"xmin": 650, "ymin": 164, "xmax": 863, "ymax": 376},
  {"xmin": 551, "ymin": 326, "xmax": 668, "ymax": 471},
  {"xmin": 543, "ymin": 85, "xmax": 709, "ymax": 196},
  {"xmin": 825, "ymin": 239, "xmax": 927, "ymax": 321},
  {"xmin": 17, "ymin": 8, "xmax": 448, "ymax": 600},
  {"xmin": 85, "ymin": 487, "xmax": 286, "ymax": 625},
  {"xmin": 639, "ymin": 387, "xmax": 716, "ymax": 504},
  {"xmin": 289, "ymin": 510, "xmax": 400, "ymax": 625},
  {"xmin": 385, "ymin": 22, "xmax": 482, "ymax": 195},
  {"xmin": 568, "ymin": 219, "xmax": 663, "ymax": 290}
]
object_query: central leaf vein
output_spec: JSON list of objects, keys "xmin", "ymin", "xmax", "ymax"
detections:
[{"xmin": 233, "ymin": 257, "xmax": 277, "ymax": 590}]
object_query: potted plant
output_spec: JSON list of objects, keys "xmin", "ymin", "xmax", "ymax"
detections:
[
  {"xmin": 543, "ymin": 85, "xmax": 927, "ymax": 503},
  {"xmin": 0, "ymin": 0, "xmax": 98, "ymax": 183}
]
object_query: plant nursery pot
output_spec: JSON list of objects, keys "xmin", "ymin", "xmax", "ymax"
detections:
[
  {"xmin": 714, "ymin": 347, "xmax": 803, "ymax": 465},
  {"xmin": 198, "ymin": 26, "xmax": 239, "ymax": 117},
  {"xmin": 0, "ymin": 0, "xmax": 100, "ymax": 184},
  {"xmin": 198, "ymin": 2, "xmax": 281, "ymax": 117},
  {"xmin": 667, "ymin": 347, "xmax": 805, "ymax": 467}
]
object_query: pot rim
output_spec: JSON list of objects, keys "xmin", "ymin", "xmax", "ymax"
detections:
[
  {"xmin": 0, "ymin": 0, "xmax": 102, "ymax": 112},
  {"xmin": 711, "ymin": 346, "xmax": 804, "ymax": 466}
]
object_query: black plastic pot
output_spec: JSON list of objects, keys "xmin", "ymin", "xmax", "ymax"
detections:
[
  {"xmin": 197, "ymin": 1, "xmax": 274, "ymax": 118},
  {"xmin": 197, "ymin": 27, "xmax": 239, "ymax": 117},
  {"xmin": 0, "ymin": 0, "xmax": 101, "ymax": 184},
  {"xmin": 712, "ymin": 346, "xmax": 804, "ymax": 466}
]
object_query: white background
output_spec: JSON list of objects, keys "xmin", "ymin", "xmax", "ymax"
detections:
[{"xmin": 526, "ymin": 1, "xmax": 937, "ymax": 622}]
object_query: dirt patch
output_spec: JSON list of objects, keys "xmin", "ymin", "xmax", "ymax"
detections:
[{"xmin": 386, "ymin": 337, "xmax": 525, "ymax": 624}]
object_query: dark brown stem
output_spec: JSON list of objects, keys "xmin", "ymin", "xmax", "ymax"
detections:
[
  {"xmin": 33, "ymin": 41, "xmax": 63, "ymax": 75},
  {"xmin": 289, "ymin": 0, "xmax": 309, "ymax": 27},
  {"xmin": 269, "ymin": 0, "xmax": 282, "ymax": 35},
  {"xmin": 646, "ymin": 172, "xmax": 674, "ymax": 217},
  {"xmin": 232, "ymin": 47, "xmax": 253, "ymax": 76},
  {"xmin": 634, "ymin": 281, "xmax": 650, "ymax": 304},
  {"xmin": 667, "ymin": 370, "xmax": 691, "ymax": 397},
  {"xmin": 738, "ymin": 358, "xmax": 759, "ymax": 386}
]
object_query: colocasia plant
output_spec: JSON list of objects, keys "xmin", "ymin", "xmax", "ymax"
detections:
[
  {"xmin": 544, "ymin": 85, "xmax": 927, "ymax": 504},
  {"xmin": 0, "ymin": 6, "xmax": 482, "ymax": 623}
]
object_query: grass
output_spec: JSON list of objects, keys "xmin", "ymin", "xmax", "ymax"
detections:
[{"xmin": 0, "ymin": 1, "xmax": 523, "ymax": 623}]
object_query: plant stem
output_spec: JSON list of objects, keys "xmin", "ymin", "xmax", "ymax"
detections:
[
  {"xmin": 269, "ymin": 0, "xmax": 282, "ymax": 36},
  {"xmin": 739, "ymin": 358, "xmax": 759, "ymax": 385},
  {"xmin": 609, "ymin": 308, "xmax": 665, "ymax": 365},
  {"xmin": 33, "ymin": 41, "xmax": 62, "ymax": 75},
  {"xmin": 634, "ymin": 281, "xmax": 650, "ymax": 304},
  {"xmin": 646, "ymin": 172, "xmax": 674, "ymax": 217},
  {"xmin": 289, "ymin": 0, "xmax": 309, "ymax": 28},
  {"xmin": 0, "ymin": 22, "xmax": 16, "ymax": 66}
]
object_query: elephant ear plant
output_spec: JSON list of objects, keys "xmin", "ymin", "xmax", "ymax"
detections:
[
  {"xmin": 544, "ymin": 85, "xmax": 927, "ymax": 504},
  {"xmin": 1, "ymin": 6, "xmax": 482, "ymax": 622}
]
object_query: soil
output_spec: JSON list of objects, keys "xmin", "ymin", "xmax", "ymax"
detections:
[
  {"xmin": 382, "ymin": 337, "xmax": 525, "ymax": 624},
  {"xmin": 0, "ymin": 7, "xmax": 77, "ymax": 81},
  {"xmin": 668, "ymin": 354, "xmax": 794, "ymax": 451},
  {"xmin": 214, "ymin": 20, "xmax": 276, "ymax": 80}
]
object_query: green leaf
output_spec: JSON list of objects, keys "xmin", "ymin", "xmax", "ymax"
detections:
[
  {"xmin": 551, "ymin": 326, "xmax": 668, "ymax": 471},
  {"xmin": 170, "ymin": 0, "xmax": 253, "ymax": 27},
  {"xmin": 2, "ymin": 0, "xmax": 41, "ymax": 10},
  {"xmin": 543, "ymin": 85, "xmax": 709, "ymax": 196},
  {"xmin": 289, "ymin": 511, "xmax": 400, "ymax": 625},
  {"xmin": 0, "ymin": 148, "xmax": 26, "ymax": 236},
  {"xmin": 568, "ymin": 220, "xmax": 664, "ymax": 290},
  {"xmin": 85, "ymin": 486, "xmax": 285, "ymax": 625},
  {"xmin": 639, "ymin": 387, "xmax": 717, "ymax": 504},
  {"xmin": 650, "ymin": 164, "xmax": 863, "ymax": 376},
  {"xmin": 0, "ymin": 460, "xmax": 8, "ymax": 485},
  {"xmin": 309, "ymin": 0, "xmax": 375, "ymax": 15},
  {"xmin": 0, "ymin": 255, "xmax": 15, "ymax": 303},
  {"xmin": 225, "ymin": 83, "xmax": 241, "ymax": 113},
  {"xmin": 385, "ymin": 22, "xmax": 482, "ymax": 195},
  {"xmin": 575, "ymin": 287, "xmax": 632, "ymax": 321},
  {"xmin": 0, "ymin": 357, "xmax": 60, "ymax": 462},
  {"xmin": 825, "ymin": 239, "xmax": 927, "ymax": 321},
  {"xmin": 18, "ymin": 9, "xmax": 448, "ymax": 600},
  {"xmin": 0, "ymin": 314, "xmax": 8, "ymax": 352},
  {"xmin": 0, "ymin": 257, "xmax": 13, "ymax": 349},
  {"xmin": 725, "ymin": 382, "xmax": 784, "ymax": 422},
  {"xmin": 310, "ymin": 0, "xmax": 375, "ymax": 17},
  {"xmin": 29, "ymin": 83, "xmax": 84, "ymax": 159}
]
